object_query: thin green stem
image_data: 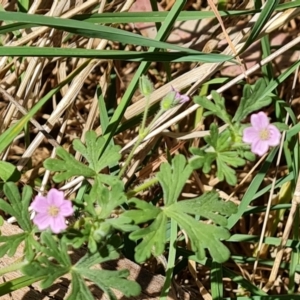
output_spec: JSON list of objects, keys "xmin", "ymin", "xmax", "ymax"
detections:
[
  {"xmin": 140, "ymin": 95, "xmax": 151, "ymax": 134},
  {"xmin": 147, "ymin": 108, "xmax": 165, "ymax": 131},
  {"xmin": 119, "ymin": 106, "xmax": 166, "ymax": 179},
  {"xmin": 118, "ymin": 136, "xmax": 144, "ymax": 179},
  {"xmin": 0, "ymin": 260, "xmax": 28, "ymax": 276},
  {"xmin": 126, "ymin": 177, "xmax": 159, "ymax": 198},
  {"xmin": 160, "ymin": 218, "xmax": 177, "ymax": 299}
]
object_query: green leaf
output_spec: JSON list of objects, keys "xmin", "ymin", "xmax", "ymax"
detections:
[
  {"xmin": 40, "ymin": 232, "xmax": 71, "ymax": 267},
  {"xmin": 0, "ymin": 47, "xmax": 232, "ymax": 63},
  {"xmin": 0, "ymin": 182, "xmax": 32, "ymax": 231},
  {"xmin": 232, "ymin": 79, "xmax": 273, "ymax": 122},
  {"xmin": 189, "ymin": 149, "xmax": 216, "ymax": 173},
  {"xmin": 216, "ymin": 152, "xmax": 245, "ymax": 186},
  {"xmin": 204, "ymin": 123, "xmax": 219, "ymax": 149},
  {"xmin": 272, "ymin": 122, "xmax": 289, "ymax": 132},
  {"xmin": 22, "ymin": 260, "xmax": 69, "ymax": 289},
  {"xmin": 22, "ymin": 234, "xmax": 71, "ymax": 289},
  {"xmin": 194, "ymin": 92, "xmax": 232, "ymax": 124},
  {"xmin": 80, "ymin": 269, "xmax": 141, "ymax": 299},
  {"xmin": 164, "ymin": 209, "xmax": 231, "ymax": 263},
  {"xmin": 94, "ymin": 180, "xmax": 126, "ymax": 217},
  {"xmin": 172, "ymin": 191, "xmax": 237, "ymax": 226},
  {"xmin": 43, "ymin": 146, "xmax": 95, "ymax": 182},
  {"xmin": 218, "ymin": 151, "xmax": 245, "ymax": 168},
  {"xmin": 125, "ymin": 198, "xmax": 166, "ymax": 262},
  {"xmin": 107, "ymin": 216, "xmax": 138, "ymax": 232},
  {"xmin": 45, "ymin": 131, "xmax": 122, "ymax": 183},
  {"xmin": 129, "ymin": 211, "xmax": 168, "ymax": 262},
  {"xmin": 0, "ymin": 161, "xmax": 21, "ymax": 182},
  {"xmin": 240, "ymin": 0, "xmax": 280, "ymax": 52},
  {"xmin": 243, "ymin": 151, "xmax": 256, "ymax": 161},
  {"xmin": 216, "ymin": 156, "xmax": 237, "ymax": 186},
  {"xmin": 0, "ymin": 233, "xmax": 26, "ymax": 257},
  {"xmin": 75, "ymin": 245, "xmax": 120, "ymax": 269},
  {"xmin": 67, "ymin": 272, "xmax": 94, "ymax": 300},
  {"xmin": 0, "ymin": 11, "xmax": 221, "ymax": 56},
  {"xmin": 194, "ymin": 95, "xmax": 218, "ymax": 113},
  {"xmin": 126, "ymin": 156, "xmax": 236, "ymax": 263},
  {"xmin": 164, "ymin": 191, "xmax": 237, "ymax": 262},
  {"xmin": 124, "ymin": 198, "xmax": 161, "ymax": 224},
  {"xmin": 190, "ymin": 125, "xmax": 246, "ymax": 185},
  {"xmin": 0, "ymin": 275, "xmax": 46, "ymax": 297},
  {"xmin": 72, "ymin": 131, "xmax": 121, "ymax": 173},
  {"xmin": 156, "ymin": 154, "xmax": 192, "ymax": 206},
  {"xmin": 73, "ymin": 249, "xmax": 141, "ymax": 300}
]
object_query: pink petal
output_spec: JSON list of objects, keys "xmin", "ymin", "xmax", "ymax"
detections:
[
  {"xmin": 47, "ymin": 189, "xmax": 65, "ymax": 206},
  {"xmin": 267, "ymin": 125, "xmax": 281, "ymax": 146},
  {"xmin": 179, "ymin": 94, "xmax": 190, "ymax": 104},
  {"xmin": 59, "ymin": 201, "xmax": 74, "ymax": 216},
  {"xmin": 50, "ymin": 216, "xmax": 67, "ymax": 234},
  {"xmin": 33, "ymin": 213, "xmax": 51, "ymax": 230},
  {"xmin": 251, "ymin": 139, "xmax": 269, "ymax": 156},
  {"xmin": 31, "ymin": 196, "xmax": 48, "ymax": 213},
  {"xmin": 171, "ymin": 86, "xmax": 189, "ymax": 103},
  {"xmin": 242, "ymin": 127, "xmax": 259, "ymax": 143},
  {"xmin": 250, "ymin": 112, "xmax": 269, "ymax": 130}
]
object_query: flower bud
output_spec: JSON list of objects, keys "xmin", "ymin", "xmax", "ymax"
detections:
[
  {"xmin": 139, "ymin": 75, "xmax": 154, "ymax": 97},
  {"xmin": 161, "ymin": 91, "xmax": 176, "ymax": 111},
  {"xmin": 160, "ymin": 87, "xmax": 190, "ymax": 111}
]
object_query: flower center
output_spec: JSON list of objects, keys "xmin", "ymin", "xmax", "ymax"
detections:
[
  {"xmin": 259, "ymin": 128, "xmax": 270, "ymax": 140},
  {"xmin": 47, "ymin": 205, "xmax": 60, "ymax": 217}
]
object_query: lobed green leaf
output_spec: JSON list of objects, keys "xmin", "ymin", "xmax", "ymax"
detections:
[
  {"xmin": 232, "ymin": 79, "xmax": 273, "ymax": 122},
  {"xmin": 44, "ymin": 146, "xmax": 95, "ymax": 182},
  {"xmin": 172, "ymin": 191, "xmax": 237, "ymax": 226},
  {"xmin": 157, "ymin": 155, "xmax": 193, "ymax": 206}
]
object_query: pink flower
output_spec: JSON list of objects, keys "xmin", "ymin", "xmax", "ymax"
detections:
[
  {"xmin": 31, "ymin": 189, "xmax": 73, "ymax": 234},
  {"xmin": 171, "ymin": 86, "xmax": 189, "ymax": 104},
  {"xmin": 243, "ymin": 111, "xmax": 281, "ymax": 156}
]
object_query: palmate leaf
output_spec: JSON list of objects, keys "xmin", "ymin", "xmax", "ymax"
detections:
[
  {"xmin": 67, "ymin": 272, "xmax": 94, "ymax": 300},
  {"xmin": 129, "ymin": 212, "xmax": 168, "ymax": 263},
  {"xmin": 44, "ymin": 146, "xmax": 95, "ymax": 182},
  {"xmin": 39, "ymin": 232, "xmax": 71, "ymax": 266},
  {"xmin": 216, "ymin": 151, "xmax": 245, "ymax": 186},
  {"xmin": 189, "ymin": 148, "xmax": 216, "ymax": 173},
  {"xmin": 232, "ymin": 78, "xmax": 273, "ymax": 122},
  {"xmin": 95, "ymin": 181, "xmax": 126, "ymax": 219},
  {"xmin": 85, "ymin": 177, "xmax": 126, "ymax": 218},
  {"xmin": 22, "ymin": 232, "xmax": 72, "ymax": 289},
  {"xmin": 0, "ymin": 182, "xmax": 34, "ymax": 260},
  {"xmin": 173, "ymin": 191, "xmax": 237, "ymax": 226},
  {"xmin": 190, "ymin": 125, "xmax": 246, "ymax": 185},
  {"xmin": 164, "ymin": 209, "xmax": 232, "ymax": 263},
  {"xmin": 44, "ymin": 130, "xmax": 121, "ymax": 183},
  {"xmin": 194, "ymin": 91, "xmax": 232, "ymax": 124},
  {"xmin": 124, "ymin": 198, "xmax": 166, "ymax": 262},
  {"xmin": 127, "ymin": 194, "xmax": 235, "ymax": 263},
  {"xmin": 73, "ymin": 131, "xmax": 121, "ymax": 173},
  {"xmin": 0, "ymin": 182, "xmax": 32, "ymax": 231},
  {"xmin": 22, "ymin": 260, "xmax": 69, "ymax": 290},
  {"xmin": 79, "ymin": 269, "xmax": 141, "ymax": 300},
  {"xmin": 126, "ymin": 155, "xmax": 236, "ymax": 263},
  {"xmin": 0, "ymin": 234, "xmax": 25, "ymax": 257},
  {"xmin": 0, "ymin": 233, "xmax": 35, "ymax": 260},
  {"xmin": 157, "ymin": 154, "xmax": 193, "ymax": 206},
  {"xmin": 72, "ymin": 247, "xmax": 141, "ymax": 300}
]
